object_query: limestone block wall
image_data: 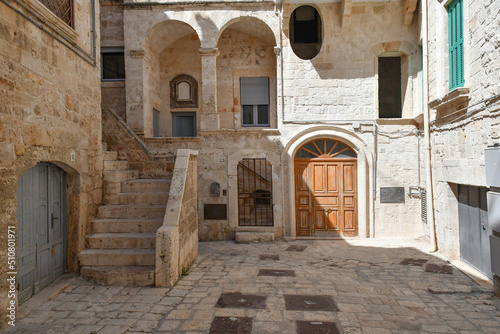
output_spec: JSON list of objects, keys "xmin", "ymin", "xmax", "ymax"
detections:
[
  {"xmin": 0, "ymin": 0, "xmax": 101, "ymax": 328},
  {"xmin": 280, "ymin": 2, "xmax": 420, "ymax": 122},
  {"xmin": 156, "ymin": 149, "xmax": 198, "ymax": 287},
  {"xmin": 426, "ymin": 0, "xmax": 500, "ymax": 259},
  {"xmin": 101, "ymin": 1, "xmax": 126, "ymax": 120}
]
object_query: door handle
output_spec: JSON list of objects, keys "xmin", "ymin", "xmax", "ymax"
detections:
[{"xmin": 51, "ymin": 213, "xmax": 58, "ymax": 228}]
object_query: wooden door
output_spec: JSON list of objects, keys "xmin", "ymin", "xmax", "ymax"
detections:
[
  {"xmin": 294, "ymin": 139, "xmax": 357, "ymax": 237},
  {"xmin": 16, "ymin": 163, "xmax": 67, "ymax": 304}
]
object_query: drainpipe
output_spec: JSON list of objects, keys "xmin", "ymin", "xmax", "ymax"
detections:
[{"xmin": 422, "ymin": 0, "xmax": 438, "ymax": 252}]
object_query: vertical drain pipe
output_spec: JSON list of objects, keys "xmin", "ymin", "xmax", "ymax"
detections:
[{"xmin": 422, "ymin": 0, "xmax": 438, "ymax": 252}]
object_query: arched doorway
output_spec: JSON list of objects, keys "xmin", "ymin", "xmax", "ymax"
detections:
[
  {"xmin": 295, "ymin": 139, "xmax": 357, "ymax": 237},
  {"xmin": 16, "ymin": 162, "xmax": 67, "ymax": 304}
]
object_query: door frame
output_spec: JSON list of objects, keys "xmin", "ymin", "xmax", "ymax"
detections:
[{"xmin": 282, "ymin": 127, "xmax": 373, "ymax": 239}]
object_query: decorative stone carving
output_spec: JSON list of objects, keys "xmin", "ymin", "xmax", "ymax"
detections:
[{"xmin": 170, "ymin": 74, "xmax": 198, "ymax": 108}]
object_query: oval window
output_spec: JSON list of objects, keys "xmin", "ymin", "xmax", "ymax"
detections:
[{"xmin": 290, "ymin": 5, "xmax": 322, "ymax": 60}]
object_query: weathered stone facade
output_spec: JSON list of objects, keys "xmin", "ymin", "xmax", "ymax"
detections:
[
  {"xmin": 0, "ymin": 0, "xmax": 101, "ymax": 328},
  {"xmin": 427, "ymin": 0, "xmax": 500, "ymax": 261},
  {"xmin": 101, "ymin": 0, "xmax": 426, "ymax": 245}
]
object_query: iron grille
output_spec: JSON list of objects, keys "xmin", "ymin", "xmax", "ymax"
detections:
[
  {"xmin": 39, "ymin": 0, "xmax": 73, "ymax": 27},
  {"xmin": 420, "ymin": 188, "xmax": 427, "ymax": 224},
  {"xmin": 237, "ymin": 158, "xmax": 273, "ymax": 226}
]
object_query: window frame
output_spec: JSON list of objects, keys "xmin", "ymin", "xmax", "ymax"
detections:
[
  {"xmin": 101, "ymin": 47, "xmax": 125, "ymax": 82},
  {"xmin": 240, "ymin": 77, "xmax": 270, "ymax": 128},
  {"xmin": 448, "ymin": 0, "xmax": 464, "ymax": 90}
]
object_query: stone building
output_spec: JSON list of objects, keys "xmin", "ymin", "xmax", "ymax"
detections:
[
  {"xmin": 1, "ymin": 0, "xmax": 499, "ymax": 328},
  {"xmin": 100, "ymin": 0, "xmax": 424, "ymax": 245},
  {"xmin": 0, "ymin": 0, "xmax": 102, "ymax": 327}
]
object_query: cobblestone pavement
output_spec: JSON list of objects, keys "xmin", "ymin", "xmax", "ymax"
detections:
[{"xmin": 4, "ymin": 239, "xmax": 500, "ymax": 334}]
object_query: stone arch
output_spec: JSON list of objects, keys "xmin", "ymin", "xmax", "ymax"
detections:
[
  {"xmin": 282, "ymin": 126, "xmax": 374, "ymax": 239},
  {"xmin": 144, "ymin": 19, "xmax": 201, "ymax": 56},
  {"xmin": 216, "ymin": 16, "xmax": 278, "ymax": 48},
  {"xmin": 216, "ymin": 16, "xmax": 278, "ymax": 129}
]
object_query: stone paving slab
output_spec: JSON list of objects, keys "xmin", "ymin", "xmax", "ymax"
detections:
[{"xmin": 3, "ymin": 238, "xmax": 500, "ymax": 333}]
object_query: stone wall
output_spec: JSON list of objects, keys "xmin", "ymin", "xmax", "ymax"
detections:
[
  {"xmin": 426, "ymin": 0, "xmax": 500, "ymax": 259},
  {"xmin": 0, "ymin": 0, "xmax": 101, "ymax": 329},
  {"xmin": 114, "ymin": 1, "xmax": 426, "ymax": 243},
  {"xmin": 155, "ymin": 149, "xmax": 198, "ymax": 287},
  {"xmin": 281, "ymin": 2, "xmax": 420, "ymax": 121}
]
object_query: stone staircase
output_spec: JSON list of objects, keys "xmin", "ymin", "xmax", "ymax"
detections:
[{"xmin": 78, "ymin": 149, "xmax": 171, "ymax": 286}]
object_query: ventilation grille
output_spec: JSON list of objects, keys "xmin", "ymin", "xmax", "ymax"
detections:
[
  {"xmin": 420, "ymin": 188, "xmax": 427, "ymax": 224},
  {"xmin": 39, "ymin": 0, "xmax": 73, "ymax": 26}
]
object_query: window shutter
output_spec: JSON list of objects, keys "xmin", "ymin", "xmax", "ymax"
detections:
[
  {"xmin": 448, "ymin": 0, "xmax": 464, "ymax": 90},
  {"xmin": 240, "ymin": 77, "xmax": 269, "ymax": 105}
]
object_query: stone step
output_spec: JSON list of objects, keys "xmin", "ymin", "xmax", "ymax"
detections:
[
  {"xmin": 103, "ymin": 170, "xmax": 139, "ymax": 183},
  {"xmin": 105, "ymin": 192, "xmax": 169, "ymax": 205},
  {"xmin": 86, "ymin": 233, "xmax": 156, "ymax": 249},
  {"xmin": 92, "ymin": 218, "xmax": 163, "ymax": 233},
  {"xmin": 121, "ymin": 179, "xmax": 171, "ymax": 193},
  {"xmin": 97, "ymin": 205, "xmax": 166, "ymax": 219},
  {"xmin": 78, "ymin": 249, "xmax": 155, "ymax": 266},
  {"xmin": 102, "ymin": 142, "xmax": 108, "ymax": 151},
  {"xmin": 103, "ymin": 151, "xmax": 118, "ymax": 161},
  {"xmin": 103, "ymin": 160, "xmax": 129, "ymax": 171},
  {"xmin": 81, "ymin": 266, "xmax": 155, "ymax": 286}
]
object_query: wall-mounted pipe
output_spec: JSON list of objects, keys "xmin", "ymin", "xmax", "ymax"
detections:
[{"xmin": 422, "ymin": 0, "xmax": 438, "ymax": 252}]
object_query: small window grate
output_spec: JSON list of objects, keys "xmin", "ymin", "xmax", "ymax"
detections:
[
  {"xmin": 39, "ymin": 0, "xmax": 73, "ymax": 26},
  {"xmin": 420, "ymin": 188, "xmax": 427, "ymax": 224}
]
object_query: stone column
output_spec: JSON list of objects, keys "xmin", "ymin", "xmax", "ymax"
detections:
[
  {"xmin": 199, "ymin": 48, "xmax": 220, "ymax": 131},
  {"xmin": 125, "ymin": 50, "xmax": 151, "ymax": 136}
]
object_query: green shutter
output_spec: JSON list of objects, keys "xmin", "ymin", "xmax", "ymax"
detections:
[{"xmin": 448, "ymin": 0, "xmax": 464, "ymax": 90}]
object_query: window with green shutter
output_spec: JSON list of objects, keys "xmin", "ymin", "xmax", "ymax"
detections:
[{"xmin": 448, "ymin": 0, "xmax": 464, "ymax": 90}]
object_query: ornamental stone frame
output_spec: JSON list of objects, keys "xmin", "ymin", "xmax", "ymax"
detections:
[{"xmin": 170, "ymin": 74, "xmax": 198, "ymax": 108}]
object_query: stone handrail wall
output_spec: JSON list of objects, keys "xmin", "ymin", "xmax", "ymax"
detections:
[{"xmin": 155, "ymin": 149, "xmax": 199, "ymax": 287}]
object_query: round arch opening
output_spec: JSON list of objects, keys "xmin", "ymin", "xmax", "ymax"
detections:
[{"xmin": 294, "ymin": 139, "xmax": 358, "ymax": 238}]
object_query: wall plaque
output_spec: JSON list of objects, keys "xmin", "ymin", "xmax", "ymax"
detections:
[
  {"xmin": 204, "ymin": 204, "xmax": 227, "ymax": 220},
  {"xmin": 380, "ymin": 187, "xmax": 405, "ymax": 203}
]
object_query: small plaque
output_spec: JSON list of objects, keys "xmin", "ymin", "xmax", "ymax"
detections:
[
  {"xmin": 210, "ymin": 182, "xmax": 220, "ymax": 197},
  {"xmin": 380, "ymin": 187, "xmax": 405, "ymax": 203},
  {"xmin": 204, "ymin": 204, "xmax": 227, "ymax": 220}
]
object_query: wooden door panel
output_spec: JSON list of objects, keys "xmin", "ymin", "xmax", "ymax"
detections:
[
  {"xmin": 297, "ymin": 209, "xmax": 310, "ymax": 236},
  {"xmin": 327, "ymin": 164, "xmax": 339, "ymax": 193},
  {"xmin": 297, "ymin": 164, "xmax": 309, "ymax": 191},
  {"xmin": 326, "ymin": 210, "xmax": 339, "ymax": 230},
  {"xmin": 314, "ymin": 210, "xmax": 326, "ymax": 230},
  {"xmin": 343, "ymin": 196, "xmax": 355, "ymax": 207},
  {"xmin": 342, "ymin": 164, "xmax": 355, "ymax": 193},
  {"xmin": 313, "ymin": 164, "xmax": 325, "ymax": 193},
  {"xmin": 315, "ymin": 197, "xmax": 338, "ymax": 206}
]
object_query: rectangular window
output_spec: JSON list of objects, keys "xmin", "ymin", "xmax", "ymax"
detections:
[
  {"xmin": 378, "ymin": 57, "xmax": 402, "ymax": 118},
  {"xmin": 153, "ymin": 109, "xmax": 160, "ymax": 138},
  {"xmin": 172, "ymin": 112, "xmax": 197, "ymax": 137},
  {"xmin": 101, "ymin": 48, "xmax": 125, "ymax": 81},
  {"xmin": 448, "ymin": 0, "xmax": 464, "ymax": 90},
  {"xmin": 240, "ymin": 77, "xmax": 270, "ymax": 127},
  {"xmin": 39, "ymin": 0, "xmax": 73, "ymax": 27}
]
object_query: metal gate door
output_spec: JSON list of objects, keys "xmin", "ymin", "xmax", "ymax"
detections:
[
  {"xmin": 237, "ymin": 159, "xmax": 273, "ymax": 226},
  {"xmin": 458, "ymin": 184, "xmax": 491, "ymax": 277},
  {"xmin": 16, "ymin": 163, "xmax": 67, "ymax": 304}
]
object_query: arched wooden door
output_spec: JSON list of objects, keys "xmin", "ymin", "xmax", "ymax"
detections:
[
  {"xmin": 295, "ymin": 139, "xmax": 357, "ymax": 237},
  {"xmin": 16, "ymin": 163, "xmax": 67, "ymax": 304}
]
